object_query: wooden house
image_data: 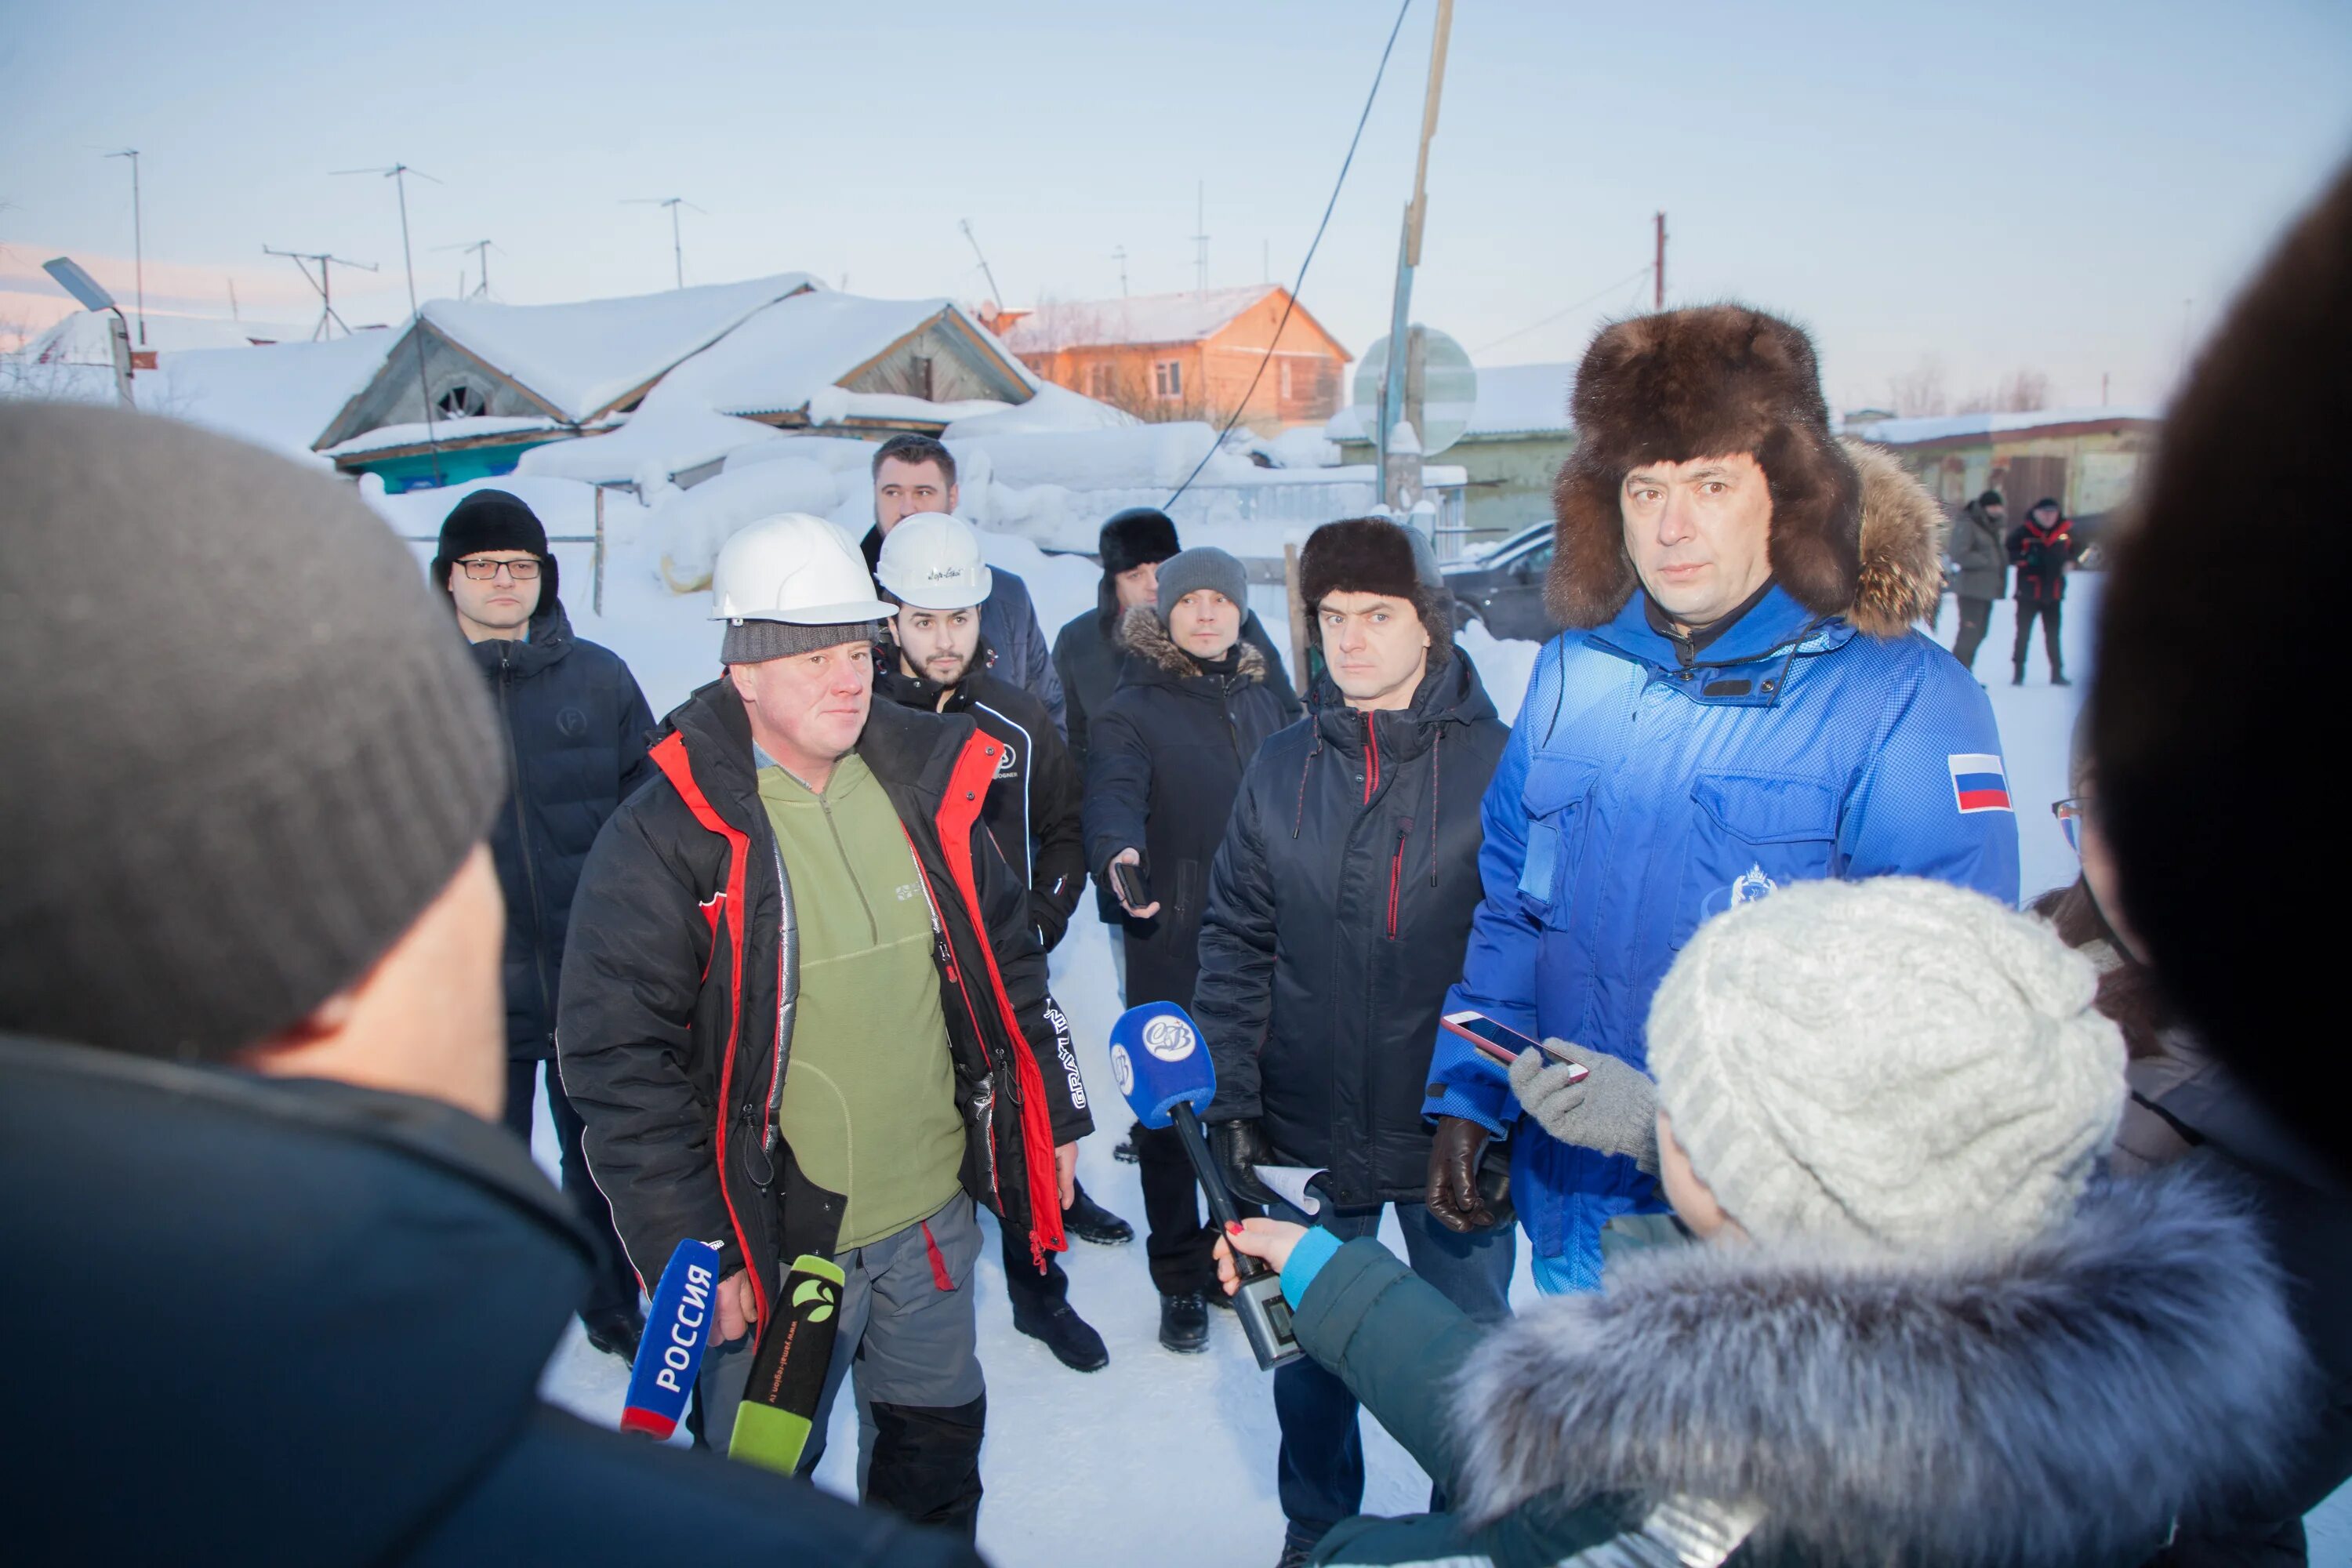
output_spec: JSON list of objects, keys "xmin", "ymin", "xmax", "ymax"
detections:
[
  {"xmin": 994, "ymin": 285, "xmax": 1348, "ymax": 433},
  {"xmin": 1849, "ymin": 408, "xmax": 2161, "ymax": 520}
]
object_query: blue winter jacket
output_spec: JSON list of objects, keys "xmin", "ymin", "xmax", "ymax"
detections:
[{"xmin": 1422, "ymin": 584, "xmax": 2020, "ymax": 1287}]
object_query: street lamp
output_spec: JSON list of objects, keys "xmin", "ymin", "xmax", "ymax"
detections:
[{"xmin": 40, "ymin": 257, "xmax": 136, "ymax": 409}]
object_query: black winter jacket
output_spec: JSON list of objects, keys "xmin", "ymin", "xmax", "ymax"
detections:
[
  {"xmin": 470, "ymin": 600, "xmax": 655, "ymax": 1060},
  {"xmin": 558, "ymin": 681, "xmax": 1093, "ymax": 1312},
  {"xmin": 1195, "ymin": 652, "xmax": 1507, "ymax": 1206},
  {"xmin": 874, "ymin": 647, "xmax": 1087, "ymax": 953},
  {"xmin": 0, "ymin": 1033, "xmax": 982, "ymax": 1568},
  {"xmin": 1080, "ymin": 607, "xmax": 1302, "ymax": 1011},
  {"xmin": 2007, "ymin": 515, "xmax": 2078, "ymax": 601}
]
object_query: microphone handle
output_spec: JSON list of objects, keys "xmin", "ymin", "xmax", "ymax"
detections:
[
  {"xmin": 1171, "ymin": 1102, "xmax": 1303, "ymax": 1370},
  {"xmin": 1171, "ymin": 1104, "xmax": 1253, "ymax": 1253}
]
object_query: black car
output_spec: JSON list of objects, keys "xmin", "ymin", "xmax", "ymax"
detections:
[{"xmin": 1440, "ymin": 522, "xmax": 1561, "ymax": 642}]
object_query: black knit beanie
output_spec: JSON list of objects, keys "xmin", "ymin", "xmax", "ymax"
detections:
[
  {"xmin": 0, "ymin": 405, "xmax": 507, "ymax": 1062},
  {"xmin": 434, "ymin": 487, "xmax": 559, "ymax": 611},
  {"xmin": 1978, "ymin": 489, "xmax": 2005, "ymax": 509},
  {"xmin": 1300, "ymin": 516, "xmax": 1448, "ymax": 663},
  {"xmin": 1099, "ymin": 506, "xmax": 1181, "ymax": 576}
]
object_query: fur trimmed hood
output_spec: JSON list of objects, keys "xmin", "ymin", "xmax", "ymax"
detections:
[
  {"xmin": 1116, "ymin": 602, "xmax": 1270, "ymax": 684},
  {"xmin": 1453, "ymin": 1161, "xmax": 2307, "ymax": 1566},
  {"xmin": 1548, "ymin": 305, "xmax": 1945, "ymax": 640}
]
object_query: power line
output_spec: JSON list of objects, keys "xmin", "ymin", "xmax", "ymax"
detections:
[
  {"xmin": 1163, "ymin": 0, "xmax": 1415, "ymax": 510},
  {"xmin": 1470, "ymin": 263, "xmax": 1655, "ymax": 357}
]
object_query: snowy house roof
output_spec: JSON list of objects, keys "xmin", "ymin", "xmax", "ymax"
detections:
[
  {"xmin": 311, "ymin": 271, "xmax": 822, "ymax": 452},
  {"xmin": 147, "ymin": 332, "xmax": 396, "ymax": 459},
  {"xmin": 1847, "ymin": 406, "xmax": 2161, "ymax": 446},
  {"xmin": 646, "ymin": 292, "xmax": 1036, "ymax": 423},
  {"xmin": 1323, "ymin": 360, "xmax": 1576, "ymax": 445},
  {"xmin": 1001, "ymin": 286, "xmax": 1319, "ymax": 354}
]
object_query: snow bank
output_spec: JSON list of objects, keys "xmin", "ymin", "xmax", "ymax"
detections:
[
  {"xmin": 654, "ymin": 458, "xmax": 848, "ymax": 590},
  {"xmin": 943, "ymin": 382, "xmax": 1138, "ymax": 438},
  {"xmin": 136, "ymin": 332, "xmax": 392, "ymax": 459},
  {"xmin": 517, "ymin": 405, "xmax": 783, "ymax": 485}
]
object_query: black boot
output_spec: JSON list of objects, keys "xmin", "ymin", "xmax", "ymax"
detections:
[
  {"xmin": 2051, "ymin": 670, "xmax": 2071, "ymax": 687},
  {"xmin": 2012, "ymin": 665, "xmax": 2026, "ymax": 687},
  {"xmin": 1011, "ymin": 1299, "xmax": 1110, "ymax": 1373},
  {"xmin": 581, "ymin": 1301, "xmax": 645, "ymax": 1362},
  {"xmin": 1159, "ymin": 1291, "xmax": 1209, "ymax": 1353},
  {"xmin": 1064, "ymin": 1181, "xmax": 1134, "ymax": 1245},
  {"xmin": 1275, "ymin": 1526, "xmax": 1323, "ymax": 1568}
]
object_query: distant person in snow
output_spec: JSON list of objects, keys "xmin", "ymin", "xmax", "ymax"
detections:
[
  {"xmin": 2005, "ymin": 496, "xmax": 2075, "ymax": 685},
  {"xmin": 0, "ymin": 406, "xmax": 982, "ymax": 1568},
  {"xmin": 1053, "ymin": 506, "xmax": 1295, "ymax": 1003},
  {"xmin": 1945, "ymin": 488, "xmax": 2008, "ymax": 674},
  {"xmin": 1192, "ymin": 517, "xmax": 1514, "ymax": 1568},
  {"xmin": 1421, "ymin": 304, "xmax": 2021, "ymax": 1295},
  {"xmin": 1082, "ymin": 545, "xmax": 1301, "ymax": 1353},
  {"xmin": 858, "ymin": 433, "xmax": 1065, "ymax": 733},
  {"xmin": 1215, "ymin": 877, "xmax": 2305, "ymax": 1567},
  {"xmin": 434, "ymin": 487, "xmax": 655, "ymax": 1364},
  {"xmin": 559, "ymin": 513, "xmax": 1088, "ymax": 1540},
  {"xmin": 869, "ymin": 511, "xmax": 1134, "ymax": 1378}
]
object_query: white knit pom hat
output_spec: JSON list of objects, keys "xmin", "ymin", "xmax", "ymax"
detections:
[{"xmin": 1647, "ymin": 877, "xmax": 2125, "ymax": 1254}]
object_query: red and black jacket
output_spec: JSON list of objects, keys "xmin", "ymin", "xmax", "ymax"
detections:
[
  {"xmin": 557, "ymin": 678, "xmax": 1091, "ymax": 1320},
  {"xmin": 2006, "ymin": 516, "xmax": 2078, "ymax": 601}
]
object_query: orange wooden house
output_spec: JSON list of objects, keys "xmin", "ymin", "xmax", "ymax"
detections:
[{"xmin": 991, "ymin": 285, "xmax": 1349, "ymax": 431}]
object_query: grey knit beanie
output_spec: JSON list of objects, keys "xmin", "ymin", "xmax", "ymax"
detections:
[
  {"xmin": 1155, "ymin": 546, "xmax": 1248, "ymax": 622},
  {"xmin": 1647, "ymin": 877, "xmax": 2125, "ymax": 1254},
  {"xmin": 0, "ymin": 405, "xmax": 506, "ymax": 1062},
  {"xmin": 720, "ymin": 618, "xmax": 883, "ymax": 664}
]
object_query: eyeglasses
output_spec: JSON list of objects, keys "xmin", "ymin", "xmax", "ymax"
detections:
[
  {"xmin": 2052, "ymin": 796, "xmax": 2095, "ymax": 856},
  {"xmin": 456, "ymin": 557, "xmax": 541, "ymax": 581}
]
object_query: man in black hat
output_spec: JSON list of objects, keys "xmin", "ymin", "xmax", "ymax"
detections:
[
  {"xmin": 1946, "ymin": 488, "xmax": 2009, "ymax": 674},
  {"xmin": 434, "ymin": 487, "xmax": 656, "ymax": 1359}
]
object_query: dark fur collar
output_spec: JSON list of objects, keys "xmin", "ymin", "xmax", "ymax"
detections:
[
  {"xmin": 1115, "ymin": 603, "xmax": 1269, "ymax": 684},
  {"xmin": 1453, "ymin": 1161, "xmax": 2307, "ymax": 1565}
]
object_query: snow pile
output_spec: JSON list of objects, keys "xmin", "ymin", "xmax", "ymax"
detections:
[
  {"xmin": 421, "ymin": 272, "xmax": 822, "ymax": 422},
  {"xmin": 655, "ymin": 458, "xmax": 853, "ymax": 590},
  {"xmin": 943, "ymin": 383, "xmax": 1137, "ymax": 438},
  {"xmin": 517, "ymin": 405, "xmax": 785, "ymax": 486},
  {"xmin": 1248, "ymin": 426, "xmax": 1342, "ymax": 469},
  {"xmin": 141, "ymin": 332, "xmax": 393, "ymax": 459}
]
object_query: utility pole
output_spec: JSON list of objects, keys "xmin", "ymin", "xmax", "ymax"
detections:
[
  {"xmin": 1192, "ymin": 181, "xmax": 1209, "ymax": 293},
  {"xmin": 1112, "ymin": 245, "xmax": 1129, "ymax": 296},
  {"xmin": 105, "ymin": 150, "xmax": 146, "ymax": 347},
  {"xmin": 1654, "ymin": 211, "xmax": 1667, "ymax": 310},
  {"xmin": 336, "ymin": 162, "xmax": 444, "ymax": 482},
  {"xmin": 1377, "ymin": 0, "xmax": 1455, "ymax": 514}
]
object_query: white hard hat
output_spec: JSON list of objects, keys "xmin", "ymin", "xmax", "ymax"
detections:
[
  {"xmin": 710, "ymin": 513, "xmax": 895, "ymax": 625},
  {"xmin": 875, "ymin": 512, "xmax": 993, "ymax": 611}
]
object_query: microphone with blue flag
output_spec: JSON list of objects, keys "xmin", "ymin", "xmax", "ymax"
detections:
[
  {"xmin": 1110, "ymin": 1001, "xmax": 1301, "ymax": 1370},
  {"xmin": 619, "ymin": 1237, "xmax": 724, "ymax": 1440}
]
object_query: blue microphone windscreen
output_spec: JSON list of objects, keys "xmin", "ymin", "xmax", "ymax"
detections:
[
  {"xmin": 621, "ymin": 1237, "xmax": 724, "ymax": 1439},
  {"xmin": 1109, "ymin": 1002, "xmax": 1217, "ymax": 1129}
]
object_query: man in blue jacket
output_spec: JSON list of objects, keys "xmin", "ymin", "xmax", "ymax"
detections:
[
  {"xmin": 437, "ymin": 488, "xmax": 656, "ymax": 1358},
  {"xmin": 1420, "ymin": 305, "xmax": 2020, "ymax": 1292}
]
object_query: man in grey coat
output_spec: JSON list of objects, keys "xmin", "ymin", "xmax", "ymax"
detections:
[{"xmin": 1946, "ymin": 488, "xmax": 2008, "ymax": 673}]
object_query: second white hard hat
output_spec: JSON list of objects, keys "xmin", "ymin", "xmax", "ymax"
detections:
[
  {"xmin": 710, "ymin": 513, "xmax": 895, "ymax": 626},
  {"xmin": 875, "ymin": 511, "xmax": 993, "ymax": 612}
]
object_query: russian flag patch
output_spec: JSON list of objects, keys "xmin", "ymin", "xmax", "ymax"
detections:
[{"xmin": 1948, "ymin": 753, "xmax": 2013, "ymax": 814}]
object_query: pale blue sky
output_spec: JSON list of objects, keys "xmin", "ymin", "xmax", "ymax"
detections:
[{"xmin": 4, "ymin": 0, "xmax": 2347, "ymax": 410}]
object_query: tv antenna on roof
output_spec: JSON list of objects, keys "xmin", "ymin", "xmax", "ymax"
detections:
[
  {"xmin": 1191, "ymin": 181, "xmax": 1209, "ymax": 293},
  {"xmin": 334, "ymin": 162, "xmax": 444, "ymax": 481},
  {"xmin": 957, "ymin": 219, "xmax": 1005, "ymax": 312},
  {"xmin": 434, "ymin": 238, "xmax": 499, "ymax": 299},
  {"xmin": 1112, "ymin": 245, "xmax": 1128, "ymax": 297},
  {"xmin": 625, "ymin": 197, "xmax": 703, "ymax": 290},
  {"xmin": 263, "ymin": 246, "xmax": 379, "ymax": 340},
  {"xmin": 103, "ymin": 150, "xmax": 147, "ymax": 347}
]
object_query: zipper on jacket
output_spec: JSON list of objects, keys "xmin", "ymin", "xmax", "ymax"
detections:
[
  {"xmin": 1385, "ymin": 822, "xmax": 1410, "ymax": 939},
  {"xmin": 1363, "ymin": 711, "xmax": 1381, "ymax": 804},
  {"xmin": 815, "ymin": 793, "xmax": 880, "ymax": 943},
  {"xmin": 496, "ymin": 641, "xmax": 555, "ymax": 1038}
]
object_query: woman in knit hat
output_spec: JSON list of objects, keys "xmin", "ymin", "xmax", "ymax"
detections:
[
  {"xmin": 1082, "ymin": 544, "xmax": 1301, "ymax": 1353},
  {"xmin": 1217, "ymin": 877, "xmax": 2307, "ymax": 1566}
]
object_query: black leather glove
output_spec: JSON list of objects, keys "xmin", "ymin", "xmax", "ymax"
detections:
[
  {"xmin": 1426, "ymin": 1116, "xmax": 1498, "ymax": 1233},
  {"xmin": 1210, "ymin": 1118, "xmax": 1279, "ymax": 1207}
]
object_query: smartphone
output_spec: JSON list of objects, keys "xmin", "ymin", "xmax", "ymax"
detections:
[
  {"xmin": 1440, "ymin": 1010, "xmax": 1589, "ymax": 1079},
  {"xmin": 1109, "ymin": 860, "xmax": 1152, "ymax": 910}
]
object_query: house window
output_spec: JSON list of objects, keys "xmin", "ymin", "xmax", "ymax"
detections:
[
  {"xmin": 1089, "ymin": 362, "xmax": 1115, "ymax": 399},
  {"xmin": 1154, "ymin": 360, "xmax": 1182, "ymax": 399},
  {"xmin": 1279, "ymin": 359, "xmax": 1294, "ymax": 400},
  {"xmin": 436, "ymin": 382, "xmax": 488, "ymax": 419}
]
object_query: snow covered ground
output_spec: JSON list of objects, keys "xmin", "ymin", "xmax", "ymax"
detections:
[{"xmin": 373, "ymin": 478, "xmax": 2345, "ymax": 1566}]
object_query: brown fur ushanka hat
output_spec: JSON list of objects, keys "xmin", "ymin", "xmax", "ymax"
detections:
[{"xmin": 1549, "ymin": 304, "xmax": 1864, "ymax": 630}]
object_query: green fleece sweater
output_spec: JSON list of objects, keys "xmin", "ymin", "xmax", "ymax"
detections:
[{"xmin": 759, "ymin": 753, "xmax": 964, "ymax": 1250}]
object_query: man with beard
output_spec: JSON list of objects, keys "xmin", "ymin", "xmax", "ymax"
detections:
[{"xmin": 871, "ymin": 513, "xmax": 1134, "ymax": 1375}]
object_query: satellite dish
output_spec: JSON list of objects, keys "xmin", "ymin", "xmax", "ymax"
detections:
[{"xmin": 1352, "ymin": 326, "xmax": 1477, "ymax": 457}]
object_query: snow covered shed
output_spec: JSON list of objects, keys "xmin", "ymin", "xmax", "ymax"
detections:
[
  {"xmin": 310, "ymin": 271, "xmax": 820, "ymax": 492},
  {"xmin": 993, "ymin": 286, "xmax": 1349, "ymax": 434}
]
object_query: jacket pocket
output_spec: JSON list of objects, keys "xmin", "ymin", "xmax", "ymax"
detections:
[
  {"xmin": 1673, "ymin": 772, "xmax": 1839, "ymax": 949},
  {"xmin": 1516, "ymin": 754, "xmax": 1602, "ymax": 927}
]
